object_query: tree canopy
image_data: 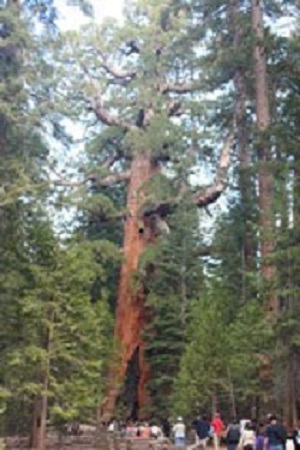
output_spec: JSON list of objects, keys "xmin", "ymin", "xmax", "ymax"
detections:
[{"xmin": 0, "ymin": 0, "xmax": 299, "ymax": 445}]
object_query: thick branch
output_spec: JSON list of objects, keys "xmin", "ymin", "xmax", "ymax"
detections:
[
  {"xmin": 102, "ymin": 62, "xmax": 137, "ymax": 80},
  {"xmin": 142, "ymin": 131, "xmax": 234, "ymax": 217},
  {"xmin": 91, "ymin": 102, "xmax": 134, "ymax": 131},
  {"xmin": 92, "ymin": 103, "xmax": 134, "ymax": 130},
  {"xmin": 99, "ymin": 153, "xmax": 120, "ymax": 170},
  {"xmin": 161, "ymin": 82, "xmax": 200, "ymax": 94},
  {"xmin": 193, "ymin": 132, "xmax": 234, "ymax": 207},
  {"xmin": 89, "ymin": 80, "xmax": 135, "ymax": 131},
  {"xmin": 53, "ymin": 169, "xmax": 131, "ymax": 188},
  {"xmin": 94, "ymin": 170, "xmax": 131, "ymax": 187},
  {"xmin": 96, "ymin": 49, "xmax": 137, "ymax": 80}
]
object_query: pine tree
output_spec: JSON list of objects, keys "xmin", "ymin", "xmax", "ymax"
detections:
[
  {"xmin": 2, "ymin": 208, "xmax": 119, "ymax": 449},
  {"xmin": 142, "ymin": 201, "xmax": 205, "ymax": 418}
]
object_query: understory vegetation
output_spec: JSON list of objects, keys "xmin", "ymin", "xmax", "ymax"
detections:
[{"xmin": 0, "ymin": 0, "xmax": 299, "ymax": 444}]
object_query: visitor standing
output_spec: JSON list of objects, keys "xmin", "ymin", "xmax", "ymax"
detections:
[
  {"xmin": 238, "ymin": 422, "xmax": 256, "ymax": 450},
  {"xmin": 255, "ymin": 423, "xmax": 265, "ymax": 450},
  {"xmin": 211, "ymin": 412, "xmax": 224, "ymax": 450},
  {"xmin": 225, "ymin": 418, "xmax": 241, "ymax": 450},
  {"xmin": 265, "ymin": 415, "xmax": 287, "ymax": 450},
  {"xmin": 286, "ymin": 434, "xmax": 295, "ymax": 450},
  {"xmin": 161, "ymin": 418, "xmax": 171, "ymax": 438},
  {"xmin": 293, "ymin": 421, "xmax": 300, "ymax": 450},
  {"xmin": 173, "ymin": 417, "xmax": 186, "ymax": 449},
  {"xmin": 192, "ymin": 414, "xmax": 211, "ymax": 450}
]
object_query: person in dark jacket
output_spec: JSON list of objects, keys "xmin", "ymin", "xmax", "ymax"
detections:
[
  {"xmin": 225, "ymin": 419, "xmax": 241, "ymax": 450},
  {"xmin": 265, "ymin": 415, "xmax": 287, "ymax": 450},
  {"xmin": 192, "ymin": 414, "xmax": 211, "ymax": 450}
]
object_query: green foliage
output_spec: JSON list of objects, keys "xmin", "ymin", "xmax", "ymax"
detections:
[
  {"xmin": 1, "ymin": 0, "xmax": 299, "ymax": 434},
  {"xmin": 174, "ymin": 280, "xmax": 272, "ymax": 417},
  {"xmin": 142, "ymin": 202, "xmax": 205, "ymax": 417},
  {"xmin": 1, "ymin": 210, "xmax": 119, "ymax": 432}
]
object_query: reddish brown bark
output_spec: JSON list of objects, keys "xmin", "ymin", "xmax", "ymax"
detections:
[
  {"xmin": 101, "ymin": 153, "xmax": 158, "ymax": 421},
  {"xmin": 251, "ymin": 0, "xmax": 278, "ymax": 317},
  {"xmin": 230, "ymin": 0, "xmax": 255, "ymax": 300}
]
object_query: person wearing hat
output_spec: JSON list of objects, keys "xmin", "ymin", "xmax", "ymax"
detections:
[{"xmin": 173, "ymin": 417, "xmax": 186, "ymax": 449}]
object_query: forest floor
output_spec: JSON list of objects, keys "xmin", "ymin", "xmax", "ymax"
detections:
[{"xmin": 3, "ymin": 433, "xmax": 220, "ymax": 450}]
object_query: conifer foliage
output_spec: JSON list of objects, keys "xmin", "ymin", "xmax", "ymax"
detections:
[{"xmin": 0, "ymin": 0, "xmax": 299, "ymax": 441}]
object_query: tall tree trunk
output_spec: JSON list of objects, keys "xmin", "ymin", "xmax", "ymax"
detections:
[
  {"xmin": 251, "ymin": 0, "xmax": 278, "ymax": 317},
  {"xmin": 30, "ymin": 379, "xmax": 49, "ymax": 449},
  {"xmin": 37, "ymin": 375, "xmax": 49, "ymax": 450},
  {"xmin": 284, "ymin": 351, "xmax": 297, "ymax": 431},
  {"xmin": 101, "ymin": 153, "xmax": 158, "ymax": 421},
  {"xmin": 227, "ymin": 367, "xmax": 237, "ymax": 419},
  {"xmin": 231, "ymin": 0, "xmax": 255, "ymax": 302},
  {"xmin": 30, "ymin": 395, "xmax": 41, "ymax": 449},
  {"xmin": 30, "ymin": 318, "xmax": 53, "ymax": 449},
  {"xmin": 282, "ymin": 247, "xmax": 298, "ymax": 430}
]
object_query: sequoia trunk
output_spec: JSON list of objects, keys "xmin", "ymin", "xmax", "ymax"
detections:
[
  {"xmin": 101, "ymin": 153, "xmax": 158, "ymax": 421},
  {"xmin": 251, "ymin": 0, "xmax": 278, "ymax": 317}
]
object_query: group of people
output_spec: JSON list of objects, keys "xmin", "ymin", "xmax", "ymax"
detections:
[
  {"xmin": 107, "ymin": 419, "xmax": 169, "ymax": 441},
  {"xmin": 187, "ymin": 413, "xmax": 300, "ymax": 450},
  {"xmin": 107, "ymin": 413, "xmax": 300, "ymax": 450}
]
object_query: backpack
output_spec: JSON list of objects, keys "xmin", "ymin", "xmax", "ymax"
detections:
[{"xmin": 227, "ymin": 426, "xmax": 240, "ymax": 444}]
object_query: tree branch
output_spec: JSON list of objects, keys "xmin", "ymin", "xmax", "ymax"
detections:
[
  {"xmin": 99, "ymin": 153, "xmax": 120, "ymax": 170},
  {"xmin": 193, "ymin": 131, "xmax": 235, "ymax": 207},
  {"xmin": 161, "ymin": 82, "xmax": 200, "ymax": 94},
  {"xmin": 89, "ymin": 84, "xmax": 135, "ymax": 131},
  {"xmin": 52, "ymin": 162, "xmax": 131, "ymax": 188},
  {"xmin": 93, "ymin": 170, "xmax": 131, "ymax": 187},
  {"xmin": 84, "ymin": 77, "xmax": 135, "ymax": 130},
  {"xmin": 96, "ymin": 49, "xmax": 137, "ymax": 80},
  {"xmin": 141, "ymin": 131, "xmax": 234, "ymax": 217},
  {"xmin": 102, "ymin": 61, "xmax": 137, "ymax": 80}
]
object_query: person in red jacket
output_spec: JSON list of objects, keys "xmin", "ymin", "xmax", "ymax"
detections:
[{"xmin": 211, "ymin": 412, "xmax": 224, "ymax": 450}]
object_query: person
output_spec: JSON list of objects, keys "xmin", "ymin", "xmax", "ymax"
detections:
[
  {"xmin": 255, "ymin": 423, "xmax": 265, "ymax": 450},
  {"xmin": 126, "ymin": 421, "xmax": 137, "ymax": 437},
  {"xmin": 139, "ymin": 421, "xmax": 151, "ymax": 438},
  {"xmin": 225, "ymin": 418, "xmax": 241, "ymax": 450},
  {"xmin": 108, "ymin": 418, "xmax": 117, "ymax": 434},
  {"xmin": 161, "ymin": 418, "xmax": 171, "ymax": 438},
  {"xmin": 173, "ymin": 417, "xmax": 186, "ymax": 449},
  {"xmin": 293, "ymin": 421, "xmax": 300, "ymax": 450},
  {"xmin": 265, "ymin": 415, "xmax": 287, "ymax": 450},
  {"xmin": 238, "ymin": 421, "xmax": 256, "ymax": 450},
  {"xmin": 211, "ymin": 412, "xmax": 224, "ymax": 450},
  {"xmin": 240, "ymin": 420, "xmax": 251, "ymax": 434},
  {"xmin": 286, "ymin": 434, "xmax": 295, "ymax": 450},
  {"xmin": 151, "ymin": 422, "xmax": 162, "ymax": 439},
  {"xmin": 192, "ymin": 414, "xmax": 211, "ymax": 450}
]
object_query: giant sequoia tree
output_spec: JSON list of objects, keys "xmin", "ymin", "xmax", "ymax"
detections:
[{"xmin": 50, "ymin": 0, "xmax": 234, "ymax": 419}]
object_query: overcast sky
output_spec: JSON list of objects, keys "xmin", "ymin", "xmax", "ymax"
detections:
[{"xmin": 58, "ymin": 0, "xmax": 125, "ymax": 30}]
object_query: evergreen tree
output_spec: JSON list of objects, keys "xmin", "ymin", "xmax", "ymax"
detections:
[
  {"xmin": 142, "ymin": 202, "xmax": 205, "ymax": 418},
  {"xmin": 1, "ymin": 207, "xmax": 119, "ymax": 448},
  {"xmin": 42, "ymin": 0, "xmax": 234, "ymax": 419}
]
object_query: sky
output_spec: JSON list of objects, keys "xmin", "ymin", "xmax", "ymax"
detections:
[
  {"xmin": 58, "ymin": 0, "xmax": 125, "ymax": 30},
  {"xmin": 53, "ymin": 0, "xmax": 296, "ymax": 236}
]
